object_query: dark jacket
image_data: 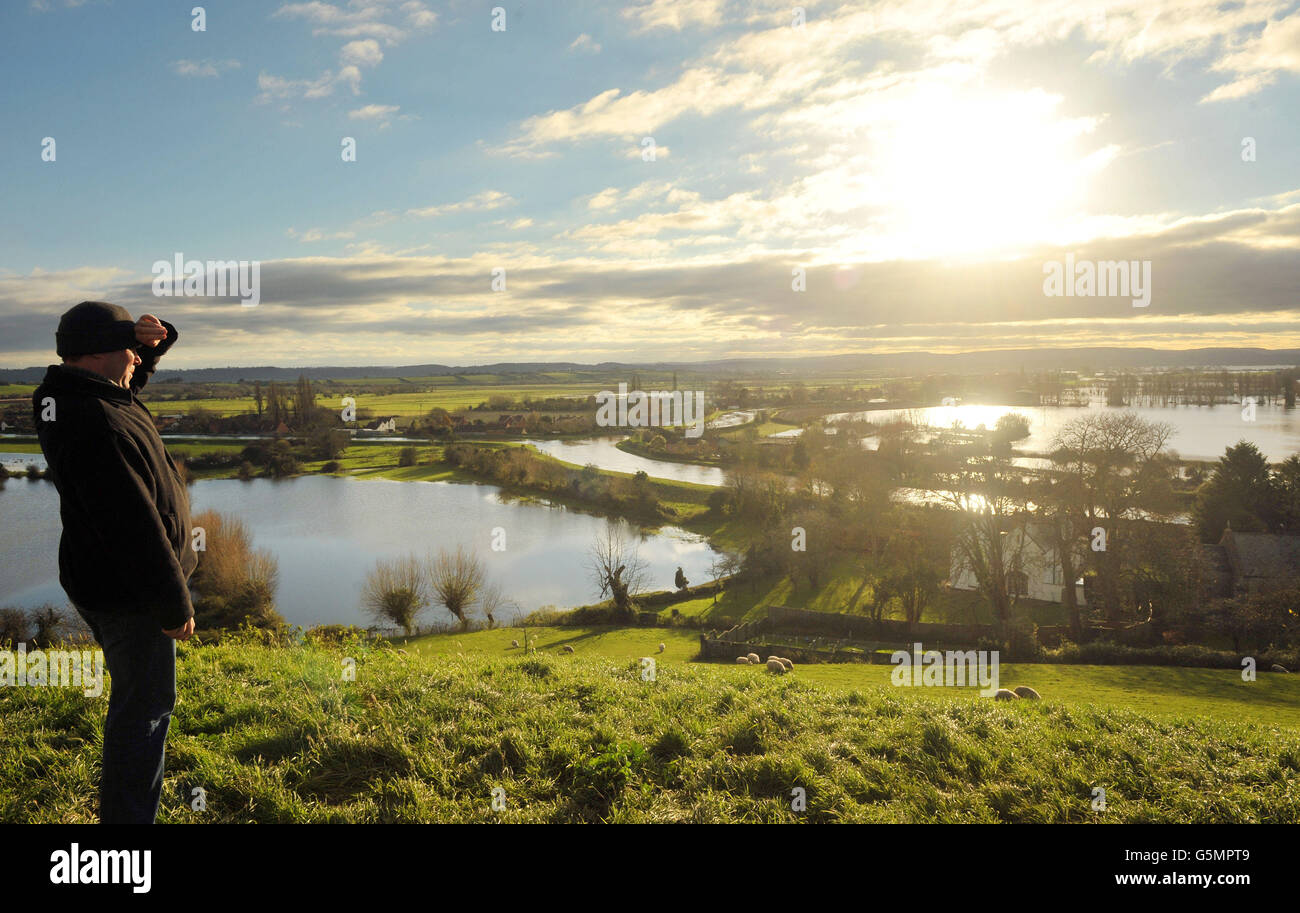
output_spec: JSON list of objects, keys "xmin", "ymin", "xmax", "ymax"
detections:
[{"xmin": 33, "ymin": 321, "xmax": 197, "ymax": 630}]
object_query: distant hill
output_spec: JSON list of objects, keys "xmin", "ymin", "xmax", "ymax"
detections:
[{"xmin": 3, "ymin": 348, "xmax": 1297, "ymax": 384}]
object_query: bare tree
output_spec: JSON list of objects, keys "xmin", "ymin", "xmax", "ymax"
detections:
[
  {"xmin": 587, "ymin": 524, "xmax": 648, "ymax": 620},
  {"xmin": 933, "ymin": 452, "xmax": 1030, "ymax": 624},
  {"xmin": 1050, "ymin": 412, "xmax": 1177, "ymax": 624},
  {"xmin": 708, "ymin": 550, "xmax": 741, "ymax": 604},
  {"xmin": 478, "ymin": 580, "xmax": 517, "ymax": 629},
  {"xmin": 361, "ymin": 554, "xmax": 429, "ymax": 636},
  {"xmin": 429, "ymin": 545, "xmax": 486, "ymax": 630}
]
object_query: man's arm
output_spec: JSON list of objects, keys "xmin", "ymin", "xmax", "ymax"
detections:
[
  {"xmin": 60, "ymin": 425, "xmax": 195, "ymax": 630},
  {"xmin": 130, "ymin": 317, "xmax": 177, "ymax": 394}
]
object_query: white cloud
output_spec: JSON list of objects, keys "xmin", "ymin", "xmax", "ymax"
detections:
[
  {"xmin": 340, "ymin": 39, "xmax": 384, "ymax": 67},
  {"xmin": 404, "ymin": 190, "xmax": 514, "ymax": 219},
  {"xmin": 170, "ymin": 59, "xmax": 241, "ymax": 78},
  {"xmin": 568, "ymin": 33, "xmax": 602, "ymax": 53},
  {"xmin": 273, "ymin": 1, "xmax": 437, "ymax": 43},
  {"xmin": 349, "ymin": 103, "xmax": 400, "ymax": 120},
  {"xmin": 287, "ymin": 227, "xmax": 356, "ymax": 242},
  {"xmin": 621, "ymin": 0, "xmax": 728, "ymax": 32}
]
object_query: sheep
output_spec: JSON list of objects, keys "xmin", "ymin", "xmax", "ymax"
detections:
[
  {"xmin": 511, "ymin": 639, "xmax": 519, "ymax": 648},
  {"xmin": 658, "ymin": 643, "xmax": 666, "ymax": 653},
  {"xmin": 747, "ymin": 652, "xmax": 761, "ymax": 664},
  {"xmin": 1013, "ymin": 686, "xmax": 1040, "ymax": 700},
  {"xmin": 779, "ymin": 658, "xmax": 793, "ymax": 671},
  {"xmin": 993, "ymin": 688, "xmax": 1019, "ymax": 701},
  {"xmin": 1271, "ymin": 664, "xmax": 1290, "ymax": 674},
  {"xmin": 561, "ymin": 644, "xmax": 574, "ymax": 654},
  {"xmin": 736, "ymin": 656, "xmax": 751, "ymax": 664},
  {"xmin": 766, "ymin": 658, "xmax": 786, "ymax": 674}
]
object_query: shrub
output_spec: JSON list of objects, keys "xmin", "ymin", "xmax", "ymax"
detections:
[
  {"xmin": 398, "ymin": 446, "xmax": 417, "ymax": 467},
  {"xmin": 190, "ymin": 510, "xmax": 284, "ymax": 630}
]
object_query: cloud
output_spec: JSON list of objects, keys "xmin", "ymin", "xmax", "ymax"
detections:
[
  {"xmin": 340, "ymin": 39, "xmax": 384, "ymax": 67},
  {"xmin": 498, "ymin": 0, "xmax": 1300, "ymax": 157},
  {"xmin": 170, "ymin": 59, "xmax": 241, "ymax": 78},
  {"xmin": 568, "ymin": 33, "xmax": 602, "ymax": 53},
  {"xmin": 287, "ymin": 228, "xmax": 356, "ymax": 242},
  {"xmin": 273, "ymin": 0, "xmax": 437, "ymax": 43},
  {"xmin": 403, "ymin": 190, "xmax": 515, "ymax": 220},
  {"xmin": 4, "ymin": 200, "xmax": 1298, "ymax": 365},
  {"xmin": 621, "ymin": 0, "xmax": 729, "ymax": 32},
  {"xmin": 256, "ymin": 69, "xmax": 351, "ymax": 102},
  {"xmin": 349, "ymin": 103, "xmax": 400, "ymax": 120}
]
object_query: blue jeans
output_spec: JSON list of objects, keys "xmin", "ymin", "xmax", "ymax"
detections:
[{"xmin": 75, "ymin": 607, "xmax": 176, "ymax": 824}]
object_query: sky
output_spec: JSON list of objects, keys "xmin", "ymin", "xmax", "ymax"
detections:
[{"xmin": 1, "ymin": 0, "xmax": 1298, "ymax": 368}]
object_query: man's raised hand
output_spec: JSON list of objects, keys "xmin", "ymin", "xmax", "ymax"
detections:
[{"xmin": 134, "ymin": 314, "xmax": 167, "ymax": 348}]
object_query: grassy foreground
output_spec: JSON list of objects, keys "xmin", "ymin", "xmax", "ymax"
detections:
[{"xmin": 3, "ymin": 635, "xmax": 1297, "ymax": 823}]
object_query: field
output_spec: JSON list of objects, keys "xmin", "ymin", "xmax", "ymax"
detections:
[
  {"xmin": 3, "ymin": 633, "xmax": 1296, "ymax": 823},
  {"xmin": 406, "ymin": 626, "xmax": 1300, "ymax": 729},
  {"xmin": 144, "ymin": 384, "xmax": 606, "ymax": 418}
]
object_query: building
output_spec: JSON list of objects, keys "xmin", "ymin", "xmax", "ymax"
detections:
[
  {"xmin": 357, "ymin": 416, "xmax": 399, "ymax": 435},
  {"xmin": 1202, "ymin": 527, "xmax": 1300, "ymax": 598},
  {"xmin": 950, "ymin": 521, "xmax": 1088, "ymax": 605}
]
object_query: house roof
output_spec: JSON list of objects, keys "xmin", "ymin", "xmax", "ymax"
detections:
[{"xmin": 1222, "ymin": 530, "xmax": 1300, "ymax": 580}]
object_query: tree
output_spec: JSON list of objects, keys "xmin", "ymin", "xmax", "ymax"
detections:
[
  {"xmin": 934, "ymin": 452, "xmax": 1030, "ymax": 624},
  {"xmin": 361, "ymin": 554, "xmax": 429, "ymax": 636},
  {"xmin": 1274, "ymin": 454, "xmax": 1300, "ymax": 534},
  {"xmin": 587, "ymin": 524, "xmax": 648, "ymax": 620},
  {"xmin": 253, "ymin": 380, "xmax": 264, "ymax": 419},
  {"xmin": 708, "ymin": 550, "xmax": 741, "ymax": 603},
  {"xmin": 1032, "ymin": 470, "xmax": 1089, "ymax": 638},
  {"xmin": 190, "ymin": 510, "xmax": 283, "ymax": 629},
  {"xmin": 994, "ymin": 412, "xmax": 1031, "ymax": 443},
  {"xmin": 1049, "ymin": 412, "xmax": 1177, "ymax": 624},
  {"xmin": 30, "ymin": 604, "xmax": 65, "ymax": 647},
  {"xmin": 309, "ymin": 427, "xmax": 347, "ymax": 461},
  {"xmin": 674, "ymin": 567, "xmax": 689, "ymax": 591},
  {"xmin": 429, "ymin": 546, "xmax": 485, "ymax": 630},
  {"xmin": 1194, "ymin": 441, "xmax": 1276, "ymax": 541},
  {"xmin": 880, "ymin": 512, "xmax": 948, "ymax": 628}
]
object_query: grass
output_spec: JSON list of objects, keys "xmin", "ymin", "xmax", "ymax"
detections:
[
  {"xmin": 3, "ymin": 634, "xmax": 1295, "ymax": 823},
  {"xmin": 652, "ymin": 554, "xmax": 1069, "ymax": 627},
  {"xmin": 405, "ymin": 625, "xmax": 1300, "ymax": 730}
]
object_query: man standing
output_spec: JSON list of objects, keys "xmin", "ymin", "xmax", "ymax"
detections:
[{"xmin": 33, "ymin": 301, "xmax": 197, "ymax": 824}]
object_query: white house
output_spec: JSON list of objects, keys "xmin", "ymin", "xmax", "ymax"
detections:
[{"xmin": 950, "ymin": 521, "xmax": 1088, "ymax": 605}]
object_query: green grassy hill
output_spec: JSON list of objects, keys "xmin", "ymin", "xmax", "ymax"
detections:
[{"xmin": 4, "ymin": 633, "xmax": 1296, "ymax": 823}]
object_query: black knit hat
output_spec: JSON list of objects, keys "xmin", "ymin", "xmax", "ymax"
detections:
[{"xmin": 56, "ymin": 301, "xmax": 138, "ymax": 358}]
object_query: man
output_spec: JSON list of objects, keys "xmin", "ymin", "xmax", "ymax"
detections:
[{"xmin": 33, "ymin": 301, "xmax": 197, "ymax": 824}]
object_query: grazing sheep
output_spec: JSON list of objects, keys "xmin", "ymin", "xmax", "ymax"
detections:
[
  {"xmin": 993, "ymin": 688, "xmax": 1018, "ymax": 701},
  {"xmin": 561, "ymin": 644, "xmax": 574, "ymax": 654},
  {"xmin": 747, "ymin": 653, "xmax": 761, "ymax": 664},
  {"xmin": 1013, "ymin": 686, "xmax": 1040, "ymax": 700},
  {"xmin": 658, "ymin": 643, "xmax": 666, "ymax": 653},
  {"xmin": 1271, "ymin": 664, "xmax": 1290, "ymax": 674},
  {"xmin": 778, "ymin": 658, "xmax": 793, "ymax": 671},
  {"xmin": 766, "ymin": 658, "xmax": 786, "ymax": 674},
  {"xmin": 511, "ymin": 639, "xmax": 519, "ymax": 648},
  {"xmin": 736, "ymin": 656, "xmax": 751, "ymax": 664}
]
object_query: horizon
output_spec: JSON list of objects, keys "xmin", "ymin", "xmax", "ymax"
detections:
[{"xmin": 4, "ymin": 343, "xmax": 1300, "ymax": 376}]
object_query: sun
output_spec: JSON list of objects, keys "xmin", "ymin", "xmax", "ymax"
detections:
[{"xmin": 876, "ymin": 86, "xmax": 1114, "ymax": 259}]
